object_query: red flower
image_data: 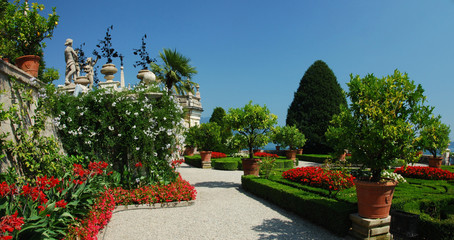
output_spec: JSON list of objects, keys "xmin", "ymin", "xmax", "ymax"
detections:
[
  {"xmin": 135, "ymin": 162, "xmax": 143, "ymax": 168},
  {"xmin": 211, "ymin": 152, "xmax": 227, "ymax": 159},
  {"xmin": 56, "ymin": 199, "xmax": 67, "ymax": 208}
]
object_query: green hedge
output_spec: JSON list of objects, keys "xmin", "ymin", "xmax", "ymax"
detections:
[
  {"xmin": 297, "ymin": 154, "xmax": 332, "ymax": 163},
  {"xmin": 184, "ymin": 155, "xmax": 202, "ymax": 168},
  {"xmin": 213, "ymin": 160, "xmax": 239, "ymax": 170},
  {"xmin": 241, "ymin": 175, "xmax": 356, "ymax": 236}
]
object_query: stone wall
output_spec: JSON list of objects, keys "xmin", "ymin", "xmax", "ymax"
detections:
[{"xmin": 0, "ymin": 59, "xmax": 62, "ymax": 173}]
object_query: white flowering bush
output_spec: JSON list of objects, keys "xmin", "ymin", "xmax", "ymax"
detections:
[
  {"xmin": 49, "ymin": 84, "xmax": 185, "ymax": 187},
  {"xmin": 381, "ymin": 171, "xmax": 407, "ymax": 183}
]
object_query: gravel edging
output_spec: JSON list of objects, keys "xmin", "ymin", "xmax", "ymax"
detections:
[{"xmin": 97, "ymin": 201, "xmax": 196, "ymax": 240}]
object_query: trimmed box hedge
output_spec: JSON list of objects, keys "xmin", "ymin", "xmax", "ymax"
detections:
[
  {"xmin": 297, "ymin": 154, "xmax": 332, "ymax": 163},
  {"xmin": 213, "ymin": 160, "xmax": 239, "ymax": 170},
  {"xmin": 241, "ymin": 175, "xmax": 356, "ymax": 236}
]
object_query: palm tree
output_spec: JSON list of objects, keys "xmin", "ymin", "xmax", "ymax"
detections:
[{"xmin": 150, "ymin": 48, "xmax": 197, "ymax": 95}]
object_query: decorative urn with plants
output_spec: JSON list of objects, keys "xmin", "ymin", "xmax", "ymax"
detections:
[
  {"xmin": 192, "ymin": 122, "xmax": 221, "ymax": 167},
  {"xmin": 419, "ymin": 117, "xmax": 451, "ymax": 168},
  {"xmin": 93, "ymin": 25, "xmax": 119, "ymax": 82},
  {"xmin": 0, "ymin": 1, "xmax": 59, "ymax": 77},
  {"xmin": 326, "ymin": 70, "xmax": 435, "ymax": 219},
  {"xmin": 277, "ymin": 125, "xmax": 306, "ymax": 162},
  {"xmin": 225, "ymin": 101, "xmax": 277, "ymax": 176},
  {"xmin": 133, "ymin": 34, "xmax": 156, "ymax": 84}
]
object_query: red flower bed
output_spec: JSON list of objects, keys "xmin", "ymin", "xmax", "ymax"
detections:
[
  {"xmin": 211, "ymin": 152, "xmax": 227, "ymax": 159},
  {"xmin": 394, "ymin": 166, "xmax": 454, "ymax": 180},
  {"xmin": 254, "ymin": 152, "xmax": 278, "ymax": 158},
  {"xmin": 282, "ymin": 167, "xmax": 355, "ymax": 196}
]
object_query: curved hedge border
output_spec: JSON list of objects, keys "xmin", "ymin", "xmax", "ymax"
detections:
[
  {"xmin": 241, "ymin": 175, "xmax": 356, "ymax": 236},
  {"xmin": 213, "ymin": 160, "xmax": 239, "ymax": 170}
]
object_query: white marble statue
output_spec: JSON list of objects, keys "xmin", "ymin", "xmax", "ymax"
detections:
[
  {"xmin": 83, "ymin": 56, "xmax": 99, "ymax": 89},
  {"xmin": 64, "ymin": 39, "xmax": 78, "ymax": 85}
]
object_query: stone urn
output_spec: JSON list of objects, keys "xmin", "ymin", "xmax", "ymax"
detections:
[
  {"xmin": 137, "ymin": 69, "xmax": 156, "ymax": 84},
  {"xmin": 100, "ymin": 63, "xmax": 118, "ymax": 82},
  {"xmin": 75, "ymin": 76, "xmax": 90, "ymax": 86}
]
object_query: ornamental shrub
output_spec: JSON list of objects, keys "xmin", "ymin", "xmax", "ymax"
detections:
[
  {"xmin": 286, "ymin": 60, "xmax": 346, "ymax": 154},
  {"xmin": 394, "ymin": 166, "xmax": 454, "ymax": 180},
  {"xmin": 282, "ymin": 167, "xmax": 355, "ymax": 197},
  {"xmin": 209, "ymin": 107, "xmax": 233, "ymax": 153},
  {"xmin": 49, "ymin": 85, "xmax": 186, "ymax": 188}
]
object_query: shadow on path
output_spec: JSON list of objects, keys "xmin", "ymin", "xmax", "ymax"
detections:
[{"xmin": 252, "ymin": 218, "xmax": 330, "ymax": 240}]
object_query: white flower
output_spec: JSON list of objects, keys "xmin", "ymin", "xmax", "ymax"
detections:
[
  {"xmin": 126, "ymin": 110, "xmax": 131, "ymax": 115},
  {"xmin": 112, "ymin": 102, "xmax": 116, "ymax": 107},
  {"xmin": 140, "ymin": 108, "xmax": 144, "ymax": 112},
  {"xmin": 135, "ymin": 178, "xmax": 140, "ymax": 183},
  {"xmin": 134, "ymin": 112, "xmax": 138, "ymax": 116},
  {"xmin": 153, "ymin": 152, "xmax": 158, "ymax": 157},
  {"xmin": 132, "ymin": 125, "xmax": 136, "ymax": 129},
  {"xmin": 136, "ymin": 147, "xmax": 140, "ymax": 150},
  {"xmin": 118, "ymin": 133, "xmax": 122, "ymax": 137},
  {"xmin": 108, "ymin": 126, "xmax": 114, "ymax": 131},
  {"xmin": 163, "ymin": 117, "xmax": 166, "ymax": 121},
  {"xmin": 134, "ymin": 136, "xmax": 138, "ymax": 140},
  {"xmin": 80, "ymin": 112, "xmax": 84, "ymax": 116},
  {"xmin": 61, "ymin": 111, "xmax": 65, "ymax": 115},
  {"xmin": 67, "ymin": 117, "xmax": 72, "ymax": 122}
]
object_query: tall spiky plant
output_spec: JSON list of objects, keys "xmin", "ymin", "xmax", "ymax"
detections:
[{"xmin": 151, "ymin": 48, "xmax": 197, "ymax": 95}]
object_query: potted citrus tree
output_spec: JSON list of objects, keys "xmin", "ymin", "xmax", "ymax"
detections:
[
  {"xmin": 192, "ymin": 122, "xmax": 221, "ymax": 168},
  {"xmin": 326, "ymin": 70, "xmax": 434, "ymax": 219},
  {"xmin": 419, "ymin": 117, "xmax": 451, "ymax": 168},
  {"xmin": 279, "ymin": 125, "xmax": 306, "ymax": 162},
  {"xmin": 271, "ymin": 126, "xmax": 284, "ymax": 151},
  {"xmin": 183, "ymin": 125, "xmax": 198, "ymax": 156},
  {"xmin": 225, "ymin": 101, "xmax": 277, "ymax": 176},
  {"xmin": 0, "ymin": 1, "xmax": 59, "ymax": 77}
]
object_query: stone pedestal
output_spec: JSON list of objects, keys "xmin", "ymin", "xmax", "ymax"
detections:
[
  {"xmin": 350, "ymin": 213, "xmax": 392, "ymax": 240},
  {"xmin": 201, "ymin": 161, "xmax": 211, "ymax": 169},
  {"xmin": 98, "ymin": 81, "xmax": 120, "ymax": 90},
  {"xmin": 58, "ymin": 84, "xmax": 76, "ymax": 94}
]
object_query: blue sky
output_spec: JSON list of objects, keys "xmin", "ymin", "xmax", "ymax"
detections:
[{"xmin": 36, "ymin": 0, "xmax": 454, "ymax": 138}]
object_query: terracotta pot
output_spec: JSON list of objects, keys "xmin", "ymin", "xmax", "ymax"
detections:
[
  {"xmin": 242, "ymin": 158, "xmax": 260, "ymax": 176},
  {"xmin": 15, "ymin": 55, "xmax": 40, "ymax": 77},
  {"xmin": 200, "ymin": 151, "xmax": 212, "ymax": 162},
  {"xmin": 184, "ymin": 147, "xmax": 195, "ymax": 156},
  {"xmin": 2, "ymin": 58, "xmax": 9, "ymax": 63},
  {"xmin": 285, "ymin": 149, "xmax": 297, "ymax": 160},
  {"xmin": 297, "ymin": 148, "xmax": 303, "ymax": 155},
  {"xmin": 428, "ymin": 157, "xmax": 442, "ymax": 168},
  {"xmin": 355, "ymin": 179, "xmax": 398, "ymax": 218}
]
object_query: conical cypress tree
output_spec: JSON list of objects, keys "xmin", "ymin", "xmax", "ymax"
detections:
[
  {"xmin": 209, "ymin": 107, "xmax": 232, "ymax": 152},
  {"xmin": 286, "ymin": 60, "xmax": 346, "ymax": 153}
]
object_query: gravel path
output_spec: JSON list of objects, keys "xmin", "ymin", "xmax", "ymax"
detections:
[{"xmin": 100, "ymin": 161, "xmax": 346, "ymax": 240}]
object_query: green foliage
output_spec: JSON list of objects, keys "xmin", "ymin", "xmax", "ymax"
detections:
[
  {"xmin": 49, "ymin": 85, "xmax": 185, "ymax": 188},
  {"xmin": 40, "ymin": 67, "xmax": 59, "ymax": 84},
  {"xmin": 326, "ymin": 70, "xmax": 434, "ymax": 182},
  {"xmin": 286, "ymin": 60, "xmax": 346, "ymax": 154},
  {"xmin": 1, "ymin": 78, "xmax": 67, "ymax": 179},
  {"xmin": 259, "ymin": 157, "xmax": 276, "ymax": 179},
  {"xmin": 191, "ymin": 122, "xmax": 221, "ymax": 151},
  {"xmin": 419, "ymin": 116, "xmax": 451, "ymax": 158},
  {"xmin": 225, "ymin": 101, "xmax": 277, "ymax": 159},
  {"xmin": 184, "ymin": 125, "xmax": 198, "ymax": 147},
  {"xmin": 0, "ymin": 1, "xmax": 59, "ymax": 57},
  {"xmin": 273, "ymin": 125, "xmax": 306, "ymax": 150},
  {"xmin": 150, "ymin": 48, "xmax": 197, "ymax": 95},
  {"xmin": 298, "ymin": 154, "xmax": 333, "ymax": 163},
  {"xmin": 209, "ymin": 107, "xmax": 233, "ymax": 153}
]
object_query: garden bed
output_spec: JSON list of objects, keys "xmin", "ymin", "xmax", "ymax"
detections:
[{"xmin": 242, "ymin": 169, "xmax": 454, "ymax": 239}]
